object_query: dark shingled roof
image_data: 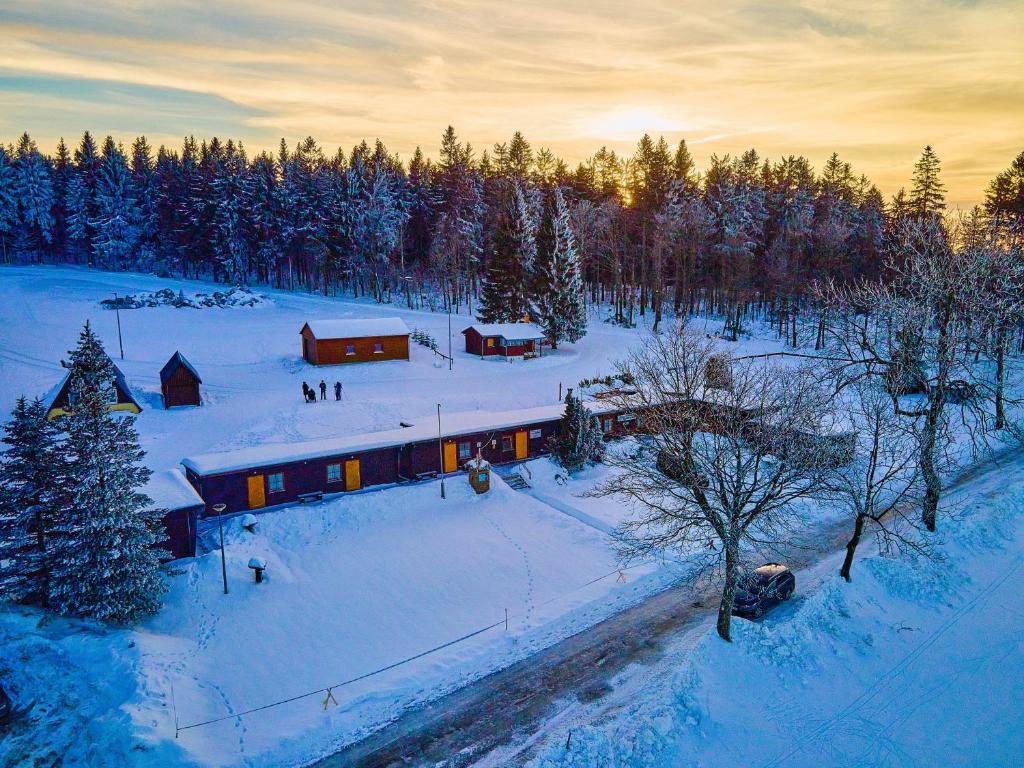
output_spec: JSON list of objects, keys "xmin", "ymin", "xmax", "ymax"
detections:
[{"xmin": 160, "ymin": 351, "xmax": 202, "ymax": 385}]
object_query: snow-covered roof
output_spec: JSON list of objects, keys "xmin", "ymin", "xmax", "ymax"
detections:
[
  {"xmin": 462, "ymin": 323, "xmax": 547, "ymax": 340},
  {"xmin": 145, "ymin": 468, "xmax": 206, "ymax": 510},
  {"xmin": 182, "ymin": 401, "xmax": 617, "ymax": 476},
  {"xmin": 303, "ymin": 317, "xmax": 410, "ymax": 339},
  {"xmin": 160, "ymin": 351, "xmax": 202, "ymax": 384}
]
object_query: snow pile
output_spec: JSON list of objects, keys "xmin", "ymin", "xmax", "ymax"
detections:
[{"xmin": 101, "ymin": 286, "xmax": 268, "ymax": 310}]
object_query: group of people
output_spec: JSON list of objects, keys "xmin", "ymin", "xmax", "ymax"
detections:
[{"xmin": 302, "ymin": 379, "xmax": 342, "ymax": 403}]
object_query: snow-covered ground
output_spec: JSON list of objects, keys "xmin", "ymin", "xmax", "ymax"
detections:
[
  {"xmin": 0, "ymin": 264, "xmax": 712, "ymax": 474},
  {"xmin": 0, "ymin": 265, "xmax": 742, "ymax": 767},
  {"xmin": 3, "ymin": 265, "xmax": 1018, "ymax": 768},
  {"xmin": 514, "ymin": 454, "xmax": 1024, "ymax": 768}
]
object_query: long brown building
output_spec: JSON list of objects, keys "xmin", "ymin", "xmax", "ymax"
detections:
[{"xmin": 300, "ymin": 318, "xmax": 410, "ymax": 365}]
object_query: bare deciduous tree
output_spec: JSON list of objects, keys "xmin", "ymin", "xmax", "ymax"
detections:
[
  {"xmin": 816, "ymin": 216, "xmax": 1020, "ymax": 532},
  {"xmin": 824, "ymin": 378, "xmax": 927, "ymax": 581},
  {"xmin": 592, "ymin": 324, "xmax": 835, "ymax": 641}
]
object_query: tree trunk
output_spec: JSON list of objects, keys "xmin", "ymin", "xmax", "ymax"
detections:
[
  {"xmin": 716, "ymin": 537, "xmax": 740, "ymax": 641},
  {"xmin": 919, "ymin": 409, "xmax": 941, "ymax": 532},
  {"xmin": 840, "ymin": 513, "xmax": 866, "ymax": 582},
  {"xmin": 995, "ymin": 324, "xmax": 1007, "ymax": 430}
]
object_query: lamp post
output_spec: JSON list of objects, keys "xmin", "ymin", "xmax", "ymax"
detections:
[
  {"xmin": 113, "ymin": 292, "xmax": 124, "ymax": 360},
  {"xmin": 437, "ymin": 403, "xmax": 446, "ymax": 500},
  {"xmin": 212, "ymin": 503, "xmax": 229, "ymax": 594},
  {"xmin": 448, "ymin": 307, "xmax": 453, "ymax": 371}
]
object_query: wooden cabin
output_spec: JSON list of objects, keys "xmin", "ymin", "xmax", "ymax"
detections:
[
  {"xmin": 301, "ymin": 318, "xmax": 410, "ymax": 365},
  {"xmin": 160, "ymin": 351, "xmax": 202, "ymax": 408},
  {"xmin": 146, "ymin": 468, "xmax": 205, "ymax": 560},
  {"xmin": 44, "ymin": 358, "xmax": 142, "ymax": 420},
  {"xmin": 462, "ymin": 323, "xmax": 547, "ymax": 358}
]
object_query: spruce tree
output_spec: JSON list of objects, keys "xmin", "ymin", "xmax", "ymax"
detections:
[
  {"xmin": 477, "ymin": 181, "xmax": 536, "ymax": 323},
  {"xmin": 0, "ymin": 397, "xmax": 63, "ymax": 605},
  {"xmin": 908, "ymin": 145, "xmax": 946, "ymax": 219},
  {"xmin": 13, "ymin": 133, "xmax": 55, "ymax": 258},
  {"xmin": 48, "ymin": 323, "xmax": 165, "ymax": 622},
  {"xmin": 552, "ymin": 388, "xmax": 604, "ymax": 473},
  {"xmin": 0, "ymin": 146, "xmax": 16, "ymax": 263},
  {"xmin": 535, "ymin": 187, "xmax": 586, "ymax": 348}
]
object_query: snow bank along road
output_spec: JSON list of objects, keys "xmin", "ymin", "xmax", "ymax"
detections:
[{"xmin": 314, "ymin": 446, "xmax": 1024, "ymax": 768}]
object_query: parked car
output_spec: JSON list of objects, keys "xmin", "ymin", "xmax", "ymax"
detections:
[
  {"xmin": 732, "ymin": 563, "xmax": 796, "ymax": 618},
  {"xmin": 0, "ymin": 683, "xmax": 12, "ymax": 725}
]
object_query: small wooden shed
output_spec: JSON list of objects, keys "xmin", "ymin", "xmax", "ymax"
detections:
[
  {"xmin": 301, "ymin": 318, "xmax": 410, "ymax": 365},
  {"xmin": 462, "ymin": 323, "xmax": 547, "ymax": 358},
  {"xmin": 160, "ymin": 351, "xmax": 202, "ymax": 408},
  {"xmin": 44, "ymin": 357, "xmax": 142, "ymax": 420}
]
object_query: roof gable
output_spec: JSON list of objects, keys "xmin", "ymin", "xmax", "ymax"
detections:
[{"xmin": 160, "ymin": 351, "xmax": 202, "ymax": 384}]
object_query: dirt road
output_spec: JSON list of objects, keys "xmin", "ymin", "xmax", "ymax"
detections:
[{"xmin": 309, "ymin": 446, "xmax": 1023, "ymax": 768}]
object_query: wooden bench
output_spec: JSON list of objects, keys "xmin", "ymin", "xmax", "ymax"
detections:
[{"xmin": 297, "ymin": 491, "xmax": 324, "ymax": 504}]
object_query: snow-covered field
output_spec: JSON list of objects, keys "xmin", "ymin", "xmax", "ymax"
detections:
[
  {"xmin": 0, "ymin": 265, "xmax": 740, "ymax": 767},
  {"xmin": 516, "ymin": 454, "xmax": 1024, "ymax": 768},
  {"xmin": 0, "ymin": 265, "xmax": 689, "ymax": 474},
  {"xmin": 4, "ymin": 265, "xmax": 1018, "ymax": 768}
]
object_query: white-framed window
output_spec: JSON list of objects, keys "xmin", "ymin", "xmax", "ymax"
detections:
[
  {"xmin": 345, "ymin": 344, "xmax": 356, "ymax": 355},
  {"xmin": 529, "ymin": 428, "xmax": 542, "ymax": 439},
  {"xmin": 502, "ymin": 435, "xmax": 514, "ymax": 451},
  {"xmin": 458, "ymin": 441, "xmax": 472, "ymax": 460},
  {"xmin": 373, "ymin": 342, "xmax": 384, "ymax": 354},
  {"xmin": 618, "ymin": 413, "xmax": 636, "ymax": 423},
  {"xmin": 326, "ymin": 463, "xmax": 342, "ymax": 483},
  {"xmin": 602, "ymin": 418, "xmax": 613, "ymax": 433},
  {"xmin": 268, "ymin": 472, "xmax": 285, "ymax": 493}
]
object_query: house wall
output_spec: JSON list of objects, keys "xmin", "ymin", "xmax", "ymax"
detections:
[
  {"xmin": 159, "ymin": 505, "xmax": 201, "ymax": 560},
  {"xmin": 310, "ymin": 333, "xmax": 410, "ymax": 365},
  {"xmin": 162, "ymin": 366, "xmax": 201, "ymax": 408},
  {"xmin": 463, "ymin": 328, "xmax": 485, "ymax": 355}
]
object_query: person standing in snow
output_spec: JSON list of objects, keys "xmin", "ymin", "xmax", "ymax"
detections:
[
  {"xmin": 319, "ymin": 380, "xmax": 327, "ymax": 401},
  {"xmin": 334, "ymin": 381, "xmax": 342, "ymax": 401},
  {"xmin": 302, "ymin": 382, "xmax": 311, "ymax": 402}
]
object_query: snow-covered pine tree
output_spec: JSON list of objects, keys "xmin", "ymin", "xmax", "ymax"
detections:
[
  {"xmin": 478, "ymin": 181, "xmax": 536, "ymax": 323},
  {"xmin": 551, "ymin": 388, "xmax": 604, "ymax": 473},
  {"xmin": 48, "ymin": 323, "xmax": 165, "ymax": 622},
  {"xmin": 92, "ymin": 137, "xmax": 141, "ymax": 269},
  {"xmin": 66, "ymin": 131, "xmax": 102, "ymax": 264},
  {"xmin": 534, "ymin": 187, "xmax": 586, "ymax": 348},
  {"xmin": 0, "ymin": 146, "xmax": 17, "ymax": 264},
  {"xmin": 13, "ymin": 133, "xmax": 55, "ymax": 259},
  {"xmin": 0, "ymin": 396, "xmax": 64, "ymax": 606}
]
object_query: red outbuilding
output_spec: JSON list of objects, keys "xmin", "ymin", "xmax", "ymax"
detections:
[
  {"xmin": 301, "ymin": 318, "xmax": 411, "ymax": 365},
  {"xmin": 462, "ymin": 323, "xmax": 547, "ymax": 359}
]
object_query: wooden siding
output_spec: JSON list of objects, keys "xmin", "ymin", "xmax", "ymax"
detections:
[
  {"xmin": 302, "ymin": 325, "xmax": 409, "ymax": 365},
  {"xmin": 158, "ymin": 505, "xmax": 200, "ymax": 561},
  {"xmin": 462, "ymin": 327, "xmax": 538, "ymax": 357},
  {"xmin": 161, "ymin": 364, "xmax": 201, "ymax": 408}
]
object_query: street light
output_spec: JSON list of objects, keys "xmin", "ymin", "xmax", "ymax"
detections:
[
  {"xmin": 437, "ymin": 403, "xmax": 446, "ymax": 500},
  {"xmin": 212, "ymin": 503, "xmax": 229, "ymax": 594},
  {"xmin": 112, "ymin": 292, "xmax": 124, "ymax": 360}
]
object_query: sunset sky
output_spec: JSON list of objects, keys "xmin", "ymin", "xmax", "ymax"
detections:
[{"xmin": 2, "ymin": 0, "xmax": 1021, "ymax": 207}]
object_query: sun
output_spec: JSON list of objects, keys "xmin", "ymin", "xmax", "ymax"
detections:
[{"xmin": 579, "ymin": 106, "xmax": 689, "ymax": 141}]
